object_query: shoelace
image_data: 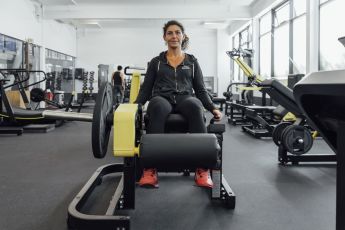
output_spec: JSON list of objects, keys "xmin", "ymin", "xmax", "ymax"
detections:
[
  {"xmin": 143, "ymin": 169, "xmax": 156, "ymax": 177},
  {"xmin": 197, "ymin": 169, "xmax": 209, "ymax": 178}
]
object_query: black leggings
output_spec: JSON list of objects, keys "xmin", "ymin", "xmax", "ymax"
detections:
[{"xmin": 146, "ymin": 96, "xmax": 206, "ymax": 133}]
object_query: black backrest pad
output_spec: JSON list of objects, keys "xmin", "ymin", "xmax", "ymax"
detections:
[{"xmin": 260, "ymin": 79, "xmax": 303, "ymax": 116}]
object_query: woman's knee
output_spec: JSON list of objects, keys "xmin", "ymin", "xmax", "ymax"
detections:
[
  {"xmin": 147, "ymin": 96, "xmax": 172, "ymax": 115},
  {"xmin": 179, "ymin": 97, "xmax": 204, "ymax": 114}
]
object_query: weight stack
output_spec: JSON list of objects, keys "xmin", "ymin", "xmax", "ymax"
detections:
[
  {"xmin": 89, "ymin": 71, "xmax": 94, "ymax": 95},
  {"xmin": 82, "ymin": 72, "xmax": 89, "ymax": 94},
  {"xmin": 139, "ymin": 134, "xmax": 220, "ymax": 171}
]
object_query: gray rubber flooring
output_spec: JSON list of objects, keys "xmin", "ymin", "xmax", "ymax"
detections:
[{"xmin": 0, "ymin": 119, "xmax": 336, "ymax": 230}]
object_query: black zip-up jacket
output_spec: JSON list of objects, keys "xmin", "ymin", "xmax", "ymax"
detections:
[{"xmin": 135, "ymin": 51, "xmax": 216, "ymax": 112}]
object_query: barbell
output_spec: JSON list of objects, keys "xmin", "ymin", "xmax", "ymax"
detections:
[{"xmin": 33, "ymin": 82, "xmax": 113, "ymax": 158}]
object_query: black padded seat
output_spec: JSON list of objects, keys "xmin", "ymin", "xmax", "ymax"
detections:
[
  {"xmin": 144, "ymin": 113, "xmax": 189, "ymax": 133},
  {"xmin": 1, "ymin": 106, "xmax": 44, "ymax": 119},
  {"xmin": 164, "ymin": 113, "xmax": 189, "ymax": 133},
  {"xmin": 260, "ymin": 79, "xmax": 303, "ymax": 116}
]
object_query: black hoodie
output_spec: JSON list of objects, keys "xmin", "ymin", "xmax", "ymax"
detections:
[{"xmin": 135, "ymin": 51, "xmax": 216, "ymax": 112}]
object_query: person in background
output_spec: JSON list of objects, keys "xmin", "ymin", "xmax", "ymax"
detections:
[{"xmin": 112, "ymin": 65, "xmax": 125, "ymax": 104}]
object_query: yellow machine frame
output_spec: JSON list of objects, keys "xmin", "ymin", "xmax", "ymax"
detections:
[
  {"xmin": 234, "ymin": 54, "xmax": 318, "ymax": 138},
  {"xmin": 113, "ymin": 71, "xmax": 142, "ymax": 157}
]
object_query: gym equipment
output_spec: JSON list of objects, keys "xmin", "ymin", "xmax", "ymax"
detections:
[
  {"xmin": 123, "ymin": 66, "xmax": 146, "ymax": 104},
  {"xmin": 224, "ymin": 82, "xmax": 254, "ymax": 125},
  {"xmin": 0, "ymin": 69, "xmax": 94, "ymax": 124},
  {"xmin": 91, "ymin": 82, "xmax": 113, "ymax": 158},
  {"xmin": 272, "ymin": 122, "xmax": 291, "ymax": 146},
  {"xmin": 227, "ymin": 49, "xmax": 334, "ymax": 164},
  {"xmin": 74, "ymin": 68, "xmax": 84, "ymax": 80},
  {"xmin": 30, "ymin": 87, "xmax": 74, "ymax": 110},
  {"xmin": 226, "ymin": 49, "xmax": 286, "ymax": 138},
  {"xmin": 67, "ymin": 69, "xmax": 236, "ymax": 230},
  {"xmin": 256, "ymin": 79, "xmax": 331, "ymax": 164},
  {"xmin": 293, "ymin": 68, "xmax": 345, "ymax": 230},
  {"xmin": 77, "ymin": 71, "xmax": 96, "ymax": 112},
  {"xmin": 280, "ymin": 125, "xmax": 313, "ymax": 155},
  {"xmin": 6, "ymin": 69, "xmax": 48, "ymax": 110},
  {"xmin": 255, "ymin": 77, "xmax": 335, "ymax": 164},
  {"xmin": 98, "ymin": 64, "xmax": 109, "ymax": 89},
  {"xmin": 89, "ymin": 71, "xmax": 94, "ymax": 95}
]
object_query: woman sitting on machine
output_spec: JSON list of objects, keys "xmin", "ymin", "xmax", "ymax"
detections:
[{"xmin": 135, "ymin": 20, "xmax": 222, "ymax": 188}]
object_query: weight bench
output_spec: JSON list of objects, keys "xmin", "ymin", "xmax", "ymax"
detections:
[
  {"xmin": 67, "ymin": 82, "xmax": 236, "ymax": 230},
  {"xmin": 0, "ymin": 71, "xmax": 92, "ymax": 126},
  {"xmin": 294, "ymin": 69, "xmax": 345, "ymax": 230}
]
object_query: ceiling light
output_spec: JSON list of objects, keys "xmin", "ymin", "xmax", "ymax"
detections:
[
  {"xmin": 203, "ymin": 21, "xmax": 229, "ymax": 29},
  {"xmin": 82, "ymin": 22, "xmax": 102, "ymax": 29}
]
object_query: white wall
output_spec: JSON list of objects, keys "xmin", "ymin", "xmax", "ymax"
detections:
[
  {"xmin": 43, "ymin": 20, "xmax": 77, "ymax": 56},
  {"xmin": 0, "ymin": 0, "xmax": 42, "ymax": 43},
  {"xmin": 0, "ymin": 0, "xmax": 76, "ymax": 56},
  {"xmin": 77, "ymin": 27, "xmax": 217, "ymax": 92},
  {"xmin": 217, "ymin": 29, "xmax": 231, "ymax": 97}
]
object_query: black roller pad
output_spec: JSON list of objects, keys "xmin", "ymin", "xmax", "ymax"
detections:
[{"xmin": 140, "ymin": 134, "xmax": 220, "ymax": 170}]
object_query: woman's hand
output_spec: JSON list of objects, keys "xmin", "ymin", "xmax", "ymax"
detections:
[{"xmin": 212, "ymin": 109, "xmax": 222, "ymax": 121}]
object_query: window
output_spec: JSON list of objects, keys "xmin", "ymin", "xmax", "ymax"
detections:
[
  {"xmin": 0, "ymin": 33, "xmax": 23, "ymax": 69},
  {"xmin": 232, "ymin": 35, "xmax": 240, "ymax": 82},
  {"xmin": 273, "ymin": 2, "xmax": 290, "ymax": 78},
  {"xmin": 259, "ymin": 33, "xmax": 271, "ymax": 78},
  {"xmin": 231, "ymin": 25, "xmax": 253, "ymax": 83},
  {"xmin": 274, "ymin": 2, "xmax": 290, "ymax": 27},
  {"xmin": 259, "ymin": 12, "xmax": 272, "ymax": 78},
  {"xmin": 273, "ymin": 22, "xmax": 289, "ymax": 76},
  {"xmin": 260, "ymin": 12, "xmax": 271, "ymax": 35},
  {"xmin": 292, "ymin": 16, "xmax": 306, "ymax": 74},
  {"xmin": 293, "ymin": 0, "xmax": 306, "ymax": 17},
  {"xmin": 291, "ymin": 0, "xmax": 307, "ymax": 74},
  {"xmin": 258, "ymin": 0, "xmax": 307, "ymax": 79},
  {"xmin": 319, "ymin": 0, "xmax": 345, "ymax": 70},
  {"xmin": 45, "ymin": 48, "xmax": 76, "ymax": 93}
]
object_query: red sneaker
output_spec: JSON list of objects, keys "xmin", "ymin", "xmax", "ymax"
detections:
[
  {"xmin": 195, "ymin": 168, "xmax": 213, "ymax": 188},
  {"xmin": 138, "ymin": 168, "xmax": 158, "ymax": 188}
]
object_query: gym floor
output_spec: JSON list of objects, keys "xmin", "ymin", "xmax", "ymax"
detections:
[{"xmin": 0, "ymin": 118, "xmax": 336, "ymax": 230}]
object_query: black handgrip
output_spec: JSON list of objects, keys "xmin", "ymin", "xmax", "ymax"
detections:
[
  {"xmin": 0, "ymin": 69, "xmax": 47, "ymax": 89},
  {"xmin": 124, "ymin": 66, "xmax": 146, "ymax": 76}
]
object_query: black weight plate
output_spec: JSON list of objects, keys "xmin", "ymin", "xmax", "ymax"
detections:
[
  {"xmin": 92, "ymin": 82, "xmax": 113, "ymax": 158},
  {"xmin": 282, "ymin": 125, "xmax": 313, "ymax": 155},
  {"xmin": 272, "ymin": 122, "xmax": 291, "ymax": 146},
  {"xmin": 30, "ymin": 88, "xmax": 45, "ymax": 102}
]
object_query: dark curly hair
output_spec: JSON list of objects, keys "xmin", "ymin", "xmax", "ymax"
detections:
[{"xmin": 163, "ymin": 20, "xmax": 189, "ymax": 50}]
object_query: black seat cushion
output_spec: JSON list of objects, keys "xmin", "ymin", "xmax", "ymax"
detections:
[
  {"xmin": 165, "ymin": 113, "xmax": 189, "ymax": 133},
  {"xmin": 144, "ymin": 113, "xmax": 188, "ymax": 133}
]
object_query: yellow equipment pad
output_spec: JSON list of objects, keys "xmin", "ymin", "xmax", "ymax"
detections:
[
  {"xmin": 282, "ymin": 112, "xmax": 296, "ymax": 122},
  {"xmin": 129, "ymin": 72, "xmax": 141, "ymax": 104},
  {"xmin": 113, "ymin": 104, "xmax": 139, "ymax": 157},
  {"xmin": 238, "ymin": 86, "xmax": 262, "ymax": 91}
]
